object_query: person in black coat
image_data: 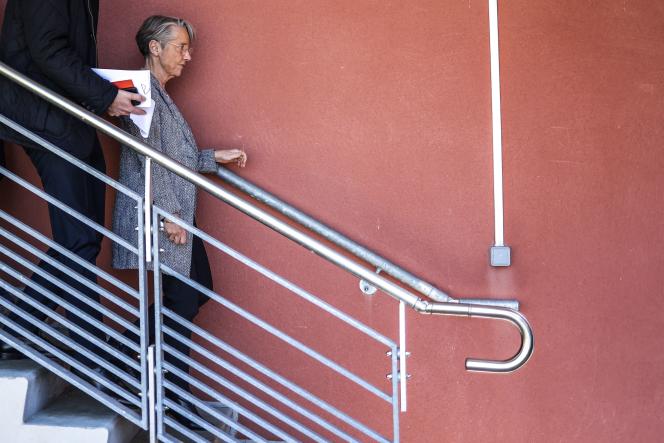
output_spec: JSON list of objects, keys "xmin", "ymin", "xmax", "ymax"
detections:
[{"xmin": 0, "ymin": 0, "xmax": 144, "ymax": 376}]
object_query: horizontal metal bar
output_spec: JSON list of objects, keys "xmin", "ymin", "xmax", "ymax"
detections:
[
  {"xmin": 162, "ymin": 386, "xmax": 266, "ymax": 443},
  {"xmin": 153, "ymin": 207, "xmax": 394, "ymax": 347},
  {"xmin": 0, "ymin": 327, "xmax": 145, "ymax": 428},
  {"xmin": 163, "ymin": 367, "xmax": 305, "ymax": 443},
  {"xmin": 161, "ymin": 374, "xmax": 290, "ymax": 442},
  {"xmin": 0, "ymin": 270, "xmax": 142, "ymax": 377},
  {"xmin": 163, "ymin": 330, "xmax": 365, "ymax": 443},
  {"xmin": 0, "ymin": 209, "xmax": 141, "ymax": 303},
  {"xmin": 0, "ymin": 113, "xmax": 141, "ymax": 201},
  {"xmin": 0, "ymin": 166, "xmax": 138, "ymax": 254},
  {"xmin": 159, "ymin": 274, "xmax": 390, "ymax": 402},
  {"xmin": 457, "ymin": 298, "xmax": 519, "ymax": 310},
  {"xmin": 0, "ymin": 293, "xmax": 141, "ymax": 407},
  {"xmin": 0, "ymin": 256, "xmax": 140, "ymax": 358},
  {"xmin": 161, "ymin": 415, "xmax": 214, "ymax": 443},
  {"xmin": 162, "ymin": 398, "xmax": 236, "ymax": 443},
  {"xmin": 0, "ymin": 242, "xmax": 140, "ymax": 341},
  {"xmin": 163, "ymin": 313, "xmax": 387, "ymax": 442}
]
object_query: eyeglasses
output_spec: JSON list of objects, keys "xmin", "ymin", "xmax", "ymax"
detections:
[{"xmin": 166, "ymin": 43, "xmax": 194, "ymax": 56}]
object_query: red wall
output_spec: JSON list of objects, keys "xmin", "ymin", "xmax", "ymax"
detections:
[{"xmin": 1, "ymin": 1, "xmax": 663, "ymax": 441}]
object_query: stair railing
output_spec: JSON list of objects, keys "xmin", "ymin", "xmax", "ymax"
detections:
[
  {"xmin": 0, "ymin": 61, "xmax": 534, "ymax": 370},
  {"xmin": 0, "ymin": 115, "xmax": 151, "ymax": 428},
  {"xmin": 0, "ymin": 60, "xmax": 534, "ymax": 442}
]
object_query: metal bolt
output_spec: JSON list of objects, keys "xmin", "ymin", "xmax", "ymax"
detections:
[{"xmin": 359, "ymin": 279, "xmax": 377, "ymax": 295}]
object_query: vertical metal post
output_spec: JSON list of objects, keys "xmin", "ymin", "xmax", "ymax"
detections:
[
  {"xmin": 144, "ymin": 158, "xmax": 153, "ymax": 262},
  {"xmin": 147, "ymin": 345, "xmax": 156, "ymax": 443},
  {"xmin": 152, "ymin": 209, "xmax": 165, "ymax": 437},
  {"xmin": 391, "ymin": 345, "xmax": 400, "ymax": 443},
  {"xmin": 137, "ymin": 197, "xmax": 150, "ymax": 427},
  {"xmin": 399, "ymin": 301, "xmax": 407, "ymax": 412}
]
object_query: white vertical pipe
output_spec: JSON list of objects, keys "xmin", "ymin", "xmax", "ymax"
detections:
[
  {"xmin": 489, "ymin": 0, "xmax": 505, "ymax": 246},
  {"xmin": 399, "ymin": 301, "xmax": 407, "ymax": 412}
]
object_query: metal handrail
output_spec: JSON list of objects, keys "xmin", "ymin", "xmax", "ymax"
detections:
[
  {"xmin": 0, "ymin": 61, "xmax": 533, "ymax": 373},
  {"xmin": 216, "ymin": 166, "xmax": 520, "ymax": 311}
]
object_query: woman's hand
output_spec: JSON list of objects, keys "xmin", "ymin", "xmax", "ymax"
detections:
[
  {"xmin": 215, "ymin": 149, "xmax": 247, "ymax": 167},
  {"xmin": 163, "ymin": 219, "xmax": 187, "ymax": 245}
]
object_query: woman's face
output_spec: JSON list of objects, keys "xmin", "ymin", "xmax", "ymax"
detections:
[{"xmin": 155, "ymin": 26, "xmax": 192, "ymax": 81}]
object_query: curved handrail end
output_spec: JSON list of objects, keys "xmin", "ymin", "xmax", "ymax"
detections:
[{"xmin": 416, "ymin": 301, "xmax": 534, "ymax": 373}]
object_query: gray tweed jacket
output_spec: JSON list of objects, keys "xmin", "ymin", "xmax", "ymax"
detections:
[{"xmin": 112, "ymin": 74, "xmax": 217, "ymax": 276}]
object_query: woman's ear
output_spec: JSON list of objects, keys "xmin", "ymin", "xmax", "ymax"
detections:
[{"xmin": 149, "ymin": 40, "xmax": 161, "ymax": 56}]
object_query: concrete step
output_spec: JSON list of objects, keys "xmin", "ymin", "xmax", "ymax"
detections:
[
  {"xmin": 0, "ymin": 359, "xmax": 140, "ymax": 443},
  {"xmin": 25, "ymin": 388, "xmax": 139, "ymax": 443},
  {"xmin": 0, "ymin": 359, "xmax": 68, "ymax": 425}
]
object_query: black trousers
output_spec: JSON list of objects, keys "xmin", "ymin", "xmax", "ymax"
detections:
[
  {"xmin": 7, "ymin": 142, "xmax": 106, "ymax": 367},
  {"xmin": 137, "ymin": 232, "xmax": 212, "ymax": 393}
]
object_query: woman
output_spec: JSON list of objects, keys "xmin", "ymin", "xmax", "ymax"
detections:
[{"xmin": 111, "ymin": 15, "xmax": 246, "ymax": 423}]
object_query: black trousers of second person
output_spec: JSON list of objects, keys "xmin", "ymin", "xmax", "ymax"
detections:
[
  {"xmin": 138, "ymin": 232, "xmax": 212, "ymax": 394},
  {"xmin": 5, "ymin": 142, "xmax": 107, "ymax": 367}
]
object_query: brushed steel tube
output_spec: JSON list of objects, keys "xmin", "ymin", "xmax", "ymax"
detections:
[
  {"xmin": 419, "ymin": 301, "xmax": 534, "ymax": 373},
  {"xmin": 458, "ymin": 297, "xmax": 519, "ymax": 311}
]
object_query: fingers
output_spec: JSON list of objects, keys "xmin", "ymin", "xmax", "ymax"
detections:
[
  {"xmin": 128, "ymin": 93, "xmax": 147, "ymax": 115},
  {"xmin": 232, "ymin": 150, "xmax": 247, "ymax": 167},
  {"xmin": 131, "ymin": 107, "xmax": 147, "ymax": 116},
  {"xmin": 107, "ymin": 90, "xmax": 147, "ymax": 117},
  {"xmin": 215, "ymin": 149, "xmax": 247, "ymax": 167},
  {"xmin": 130, "ymin": 92, "xmax": 146, "ymax": 104},
  {"xmin": 177, "ymin": 229, "xmax": 187, "ymax": 245},
  {"xmin": 164, "ymin": 222, "xmax": 188, "ymax": 245},
  {"xmin": 168, "ymin": 231, "xmax": 187, "ymax": 244}
]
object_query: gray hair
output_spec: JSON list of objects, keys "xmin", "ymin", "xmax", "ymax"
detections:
[{"xmin": 136, "ymin": 15, "xmax": 196, "ymax": 58}]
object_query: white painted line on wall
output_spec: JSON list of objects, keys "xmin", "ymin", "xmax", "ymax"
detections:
[{"xmin": 489, "ymin": 0, "xmax": 505, "ymax": 247}]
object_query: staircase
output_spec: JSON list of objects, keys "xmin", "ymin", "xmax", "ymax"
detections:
[{"xmin": 0, "ymin": 359, "xmax": 139, "ymax": 443}]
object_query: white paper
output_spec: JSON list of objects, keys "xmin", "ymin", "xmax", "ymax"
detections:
[
  {"xmin": 93, "ymin": 68, "xmax": 154, "ymax": 138},
  {"xmin": 130, "ymin": 103, "xmax": 155, "ymax": 139}
]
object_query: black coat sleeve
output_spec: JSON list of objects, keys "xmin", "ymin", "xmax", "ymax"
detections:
[{"xmin": 19, "ymin": 0, "xmax": 117, "ymax": 115}]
